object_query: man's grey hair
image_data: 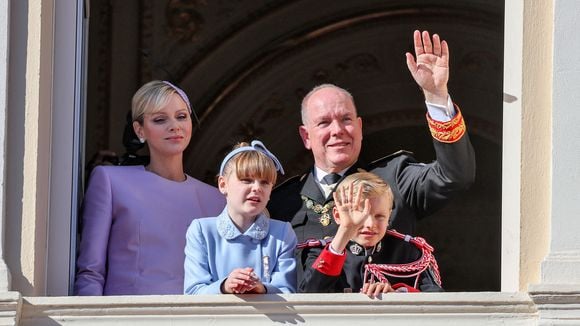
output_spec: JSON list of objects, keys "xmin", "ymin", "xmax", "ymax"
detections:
[{"xmin": 300, "ymin": 84, "xmax": 356, "ymax": 124}]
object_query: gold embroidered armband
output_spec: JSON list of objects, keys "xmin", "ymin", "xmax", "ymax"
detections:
[{"xmin": 426, "ymin": 105, "xmax": 466, "ymax": 143}]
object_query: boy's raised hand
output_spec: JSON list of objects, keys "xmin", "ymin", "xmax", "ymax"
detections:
[{"xmin": 333, "ymin": 183, "xmax": 371, "ymax": 232}]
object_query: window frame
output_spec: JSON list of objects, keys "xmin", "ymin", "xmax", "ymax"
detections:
[{"xmin": 47, "ymin": 0, "xmax": 521, "ymax": 295}]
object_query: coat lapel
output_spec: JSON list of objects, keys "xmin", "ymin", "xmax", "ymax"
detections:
[{"xmin": 300, "ymin": 171, "xmax": 326, "ymax": 204}]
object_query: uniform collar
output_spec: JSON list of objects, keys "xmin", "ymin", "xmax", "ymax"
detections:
[{"xmin": 216, "ymin": 208, "xmax": 270, "ymax": 241}]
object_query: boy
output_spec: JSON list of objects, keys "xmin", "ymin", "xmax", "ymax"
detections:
[{"xmin": 300, "ymin": 171, "xmax": 442, "ymax": 297}]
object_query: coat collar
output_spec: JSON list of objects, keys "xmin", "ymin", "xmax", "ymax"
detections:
[{"xmin": 216, "ymin": 207, "xmax": 269, "ymax": 241}]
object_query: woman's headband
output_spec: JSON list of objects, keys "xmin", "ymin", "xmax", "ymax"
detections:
[
  {"xmin": 162, "ymin": 81, "xmax": 201, "ymax": 126},
  {"xmin": 219, "ymin": 140, "xmax": 285, "ymax": 176}
]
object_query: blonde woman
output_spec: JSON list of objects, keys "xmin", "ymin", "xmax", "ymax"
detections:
[{"xmin": 74, "ymin": 80, "xmax": 225, "ymax": 295}]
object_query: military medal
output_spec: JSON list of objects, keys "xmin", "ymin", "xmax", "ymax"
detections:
[
  {"xmin": 319, "ymin": 213, "xmax": 331, "ymax": 226},
  {"xmin": 302, "ymin": 195, "xmax": 334, "ymax": 227},
  {"xmin": 262, "ymin": 256, "xmax": 270, "ymax": 282}
]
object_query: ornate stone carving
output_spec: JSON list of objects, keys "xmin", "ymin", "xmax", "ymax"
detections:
[
  {"xmin": 339, "ymin": 53, "xmax": 382, "ymax": 74},
  {"xmin": 166, "ymin": 0, "xmax": 206, "ymax": 42}
]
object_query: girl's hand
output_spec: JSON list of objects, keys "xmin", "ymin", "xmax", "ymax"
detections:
[
  {"xmin": 222, "ymin": 267, "xmax": 259, "ymax": 294},
  {"xmin": 245, "ymin": 281, "xmax": 267, "ymax": 294}
]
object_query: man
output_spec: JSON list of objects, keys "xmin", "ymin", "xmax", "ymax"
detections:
[{"xmin": 267, "ymin": 30, "xmax": 475, "ymax": 280}]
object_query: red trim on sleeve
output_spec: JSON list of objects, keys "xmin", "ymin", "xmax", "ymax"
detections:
[
  {"xmin": 426, "ymin": 105, "xmax": 466, "ymax": 143},
  {"xmin": 392, "ymin": 283, "xmax": 420, "ymax": 293},
  {"xmin": 312, "ymin": 245, "xmax": 347, "ymax": 276}
]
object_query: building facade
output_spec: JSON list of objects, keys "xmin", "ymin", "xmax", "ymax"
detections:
[{"xmin": 0, "ymin": 0, "xmax": 579, "ymax": 324}]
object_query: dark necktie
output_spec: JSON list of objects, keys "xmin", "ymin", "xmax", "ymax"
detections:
[
  {"xmin": 321, "ymin": 173, "xmax": 341, "ymax": 185},
  {"xmin": 320, "ymin": 173, "xmax": 341, "ymax": 198}
]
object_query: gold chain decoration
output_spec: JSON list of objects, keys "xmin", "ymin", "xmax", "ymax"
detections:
[{"xmin": 301, "ymin": 196, "xmax": 334, "ymax": 226}]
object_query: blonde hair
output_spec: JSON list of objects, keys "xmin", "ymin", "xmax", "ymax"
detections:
[
  {"xmin": 221, "ymin": 142, "xmax": 278, "ymax": 185},
  {"xmin": 335, "ymin": 171, "xmax": 393, "ymax": 203},
  {"xmin": 132, "ymin": 80, "xmax": 184, "ymax": 123}
]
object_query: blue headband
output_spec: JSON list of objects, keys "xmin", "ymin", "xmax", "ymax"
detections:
[
  {"xmin": 219, "ymin": 140, "xmax": 285, "ymax": 176},
  {"xmin": 162, "ymin": 81, "xmax": 201, "ymax": 127}
]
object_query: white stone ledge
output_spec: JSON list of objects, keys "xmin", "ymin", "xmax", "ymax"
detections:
[
  {"xmin": 529, "ymin": 284, "xmax": 580, "ymax": 324},
  {"xmin": 0, "ymin": 292, "xmax": 21, "ymax": 326},
  {"xmin": 18, "ymin": 292, "xmax": 538, "ymax": 326}
]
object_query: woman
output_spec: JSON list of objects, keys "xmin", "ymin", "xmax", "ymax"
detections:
[{"xmin": 74, "ymin": 80, "xmax": 225, "ymax": 295}]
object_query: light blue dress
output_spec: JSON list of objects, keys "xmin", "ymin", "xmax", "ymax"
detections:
[{"xmin": 184, "ymin": 208, "xmax": 297, "ymax": 294}]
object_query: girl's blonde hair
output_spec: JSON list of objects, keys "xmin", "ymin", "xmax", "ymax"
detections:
[{"xmin": 221, "ymin": 142, "xmax": 278, "ymax": 185}]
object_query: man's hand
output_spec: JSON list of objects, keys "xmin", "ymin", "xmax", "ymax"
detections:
[{"xmin": 405, "ymin": 30, "xmax": 449, "ymax": 105}]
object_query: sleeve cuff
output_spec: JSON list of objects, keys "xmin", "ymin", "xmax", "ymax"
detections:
[
  {"xmin": 312, "ymin": 245, "xmax": 347, "ymax": 276},
  {"xmin": 426, "ymin": 104, "xmax": 467, "ymax": 143},
  {"xmin": 425, "ymin": 95, "xmax": 455, "ymax": 122},
  {"xmin": 392, "ymin": 283, "xmax": 420, "ymax": 293}
]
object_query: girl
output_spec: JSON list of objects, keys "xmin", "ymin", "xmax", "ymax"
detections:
[
  {"xmin": 74, "ymin": 80, "xmax": 225, "ymax": 295},
  {"xmin": 184, "ymin": 140, "xmax": 297, "ymax": 294}
]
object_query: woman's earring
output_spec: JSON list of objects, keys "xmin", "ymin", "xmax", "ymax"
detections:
[{"xmin": 139, "ymin": 137, "xmax": 145, "ymax": 143}]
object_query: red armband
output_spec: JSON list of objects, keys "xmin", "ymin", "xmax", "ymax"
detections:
[
  {"xmin": 426, "ymin": 105, "xmax": 466, "ymax": 143},
  {"xmin": 312, "ymin": 245, "xmax": 346, "ymax": 276}
]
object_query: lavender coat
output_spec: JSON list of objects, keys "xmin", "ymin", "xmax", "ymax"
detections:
[{"xmin": 74, "ymin": 165, "xmax": 225, "ymax": 296}]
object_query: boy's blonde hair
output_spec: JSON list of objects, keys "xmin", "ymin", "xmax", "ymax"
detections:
[
  {"xmin": 221, "ymin": 142, "xmax": 278, "ymax": 185},
  {"xmin": 335, "ymin": 171, "xmax": 393, "ymax": 203}
]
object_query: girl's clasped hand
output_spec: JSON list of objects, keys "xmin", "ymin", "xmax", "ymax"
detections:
[{"xmin": 222, "ymin": 267, "xmax": 266, "ymax": 294}]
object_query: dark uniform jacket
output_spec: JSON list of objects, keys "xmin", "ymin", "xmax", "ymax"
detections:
[
  {"xmin": 300, "ymin": 234, "xmax": 443, "ymax": 293},
  {"xmin": 269, "ymin": 136, "xmax": 474, "ymax": 232},
  {"xmin": 269, "ymin": 134, "xmax": 475, "ymax": 241},
  {"xmin": 267, "ymin": 127, "xmax": 475, "ymax": 284}
]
